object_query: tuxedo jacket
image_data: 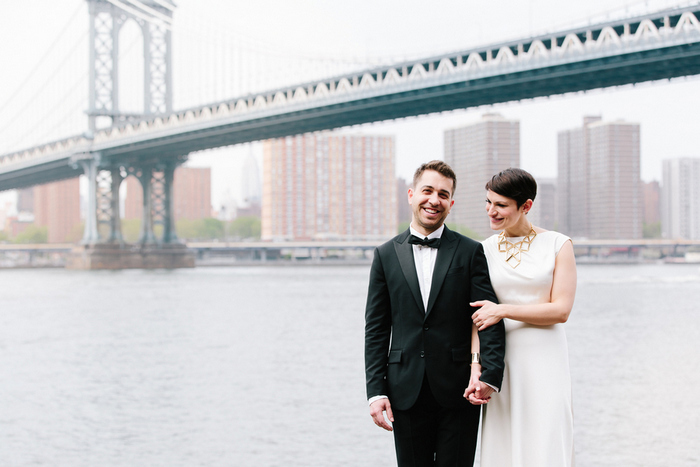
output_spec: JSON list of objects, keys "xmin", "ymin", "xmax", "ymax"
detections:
[{"xmin": 364, "ymin": 227, "xmax": 506, "ymax": 411}]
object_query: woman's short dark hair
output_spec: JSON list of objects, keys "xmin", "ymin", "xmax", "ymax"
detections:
[{"xmin": 485, "ymin": 168, "xmax": 537, "ymax": 208}]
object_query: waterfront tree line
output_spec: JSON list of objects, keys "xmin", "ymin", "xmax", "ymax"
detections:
[{"xmin": 0, "ymin": 216, "xmax": 262, "ymax": 244}]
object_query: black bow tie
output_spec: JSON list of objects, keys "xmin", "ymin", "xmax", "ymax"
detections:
[{"xmin": 408, "ymin": 235, "xmax": 441, "ymax": 249}]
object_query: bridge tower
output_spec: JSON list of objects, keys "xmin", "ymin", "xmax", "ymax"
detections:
[
  {"xmin": 86, "ymin": 0, "xmax": 173, "ymax": 131},
  {"xmin": 69, "ymin": 0, "xmax": 192, "ymax": 269}
]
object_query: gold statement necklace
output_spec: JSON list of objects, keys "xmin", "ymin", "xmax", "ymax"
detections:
[{"xmin": 498, "ymin": 223, "xmax": 537, "ymax": 269}]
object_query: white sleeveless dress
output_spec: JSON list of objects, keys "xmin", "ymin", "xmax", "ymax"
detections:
[{"xmin": 480, "ymin": 231, "xmax": 575, "ymax": 467}]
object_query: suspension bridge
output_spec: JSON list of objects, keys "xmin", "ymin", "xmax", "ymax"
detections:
[{"xmin": 1, "ymin": 0, "xmax": 700, "ymax": 268}]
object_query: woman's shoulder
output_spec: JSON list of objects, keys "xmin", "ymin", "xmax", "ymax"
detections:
[{"xmin": 536, "ymin": 229, "xmax": 572, "ymax": 253}]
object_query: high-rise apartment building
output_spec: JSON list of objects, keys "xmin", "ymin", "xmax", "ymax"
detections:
[
  {"xmin": 444, "ymin": 114, "xmax": 520, "ymax": 238},
  {"xmin": 261, "ymin": 133, "xmax": 396, "ymax": 241},
  {"xmin": 34, "ymin": 178, "xmax": 82, "ymax": 243},
  {"xmin": 558, "ymin": 117, "xmax": 641, "ymax": 239},
  {"xmin": 662, "ymin": 157, "xmax": 700, "ymax": 239},
  {"xmin": 643, "ymin": 180, "xmax": 661, "ymax": 227},
  {"xmin": 397, "ymin": 177, "xmax": 412, "ymax": 226},
  {"xmin": 173, "ymin": 167, "xmax": 212, "ymax": 220},
  {"xmin": 123, "ymin": 176, "xmax": 142, "ymax": 221},
  {"xmin": 588, "ymin": 121, "xmax": 642, "ymax": 239},
  {"xmin": 124, "ymin": 167, "xmax": 212, "ymax": 221},
  {"xmin": 17, "ymin": 187, "xmax": 34, "ymax": 213},
  {"xmin": 557, "ymin": 116, "xmax": 600, "ymax": 237},
  {"xmin": 529, "ymin": 178, "xmax": 557, "ymax": 231}
]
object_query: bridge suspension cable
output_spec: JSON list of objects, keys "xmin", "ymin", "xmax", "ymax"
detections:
[
  {"xmin": 0, "ymin": 28, "xmax": 88, "ymax": 152},
  {"xmin": 0, "ymin": 2, "xmax": 83, "ymax": 112}
]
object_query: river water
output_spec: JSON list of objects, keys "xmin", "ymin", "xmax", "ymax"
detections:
[{"xmin": 1, "ymin": 263, "xmax": 699, "ymax": 466}]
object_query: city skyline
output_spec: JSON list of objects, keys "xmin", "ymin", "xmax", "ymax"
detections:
[{"xmin": 2, "ymin": 0, "xmax": 700, "ymax": 211}]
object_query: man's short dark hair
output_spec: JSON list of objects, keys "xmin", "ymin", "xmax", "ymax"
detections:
[
  {"xmin": 413, "ymin": 160, "xmax": 457, "ymax": 196},
  {"xmin": 485, "ymin": 167, "xmax": 537, "ymax": 208}
]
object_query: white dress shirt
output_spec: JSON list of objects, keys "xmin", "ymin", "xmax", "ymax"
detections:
[{"xmin": 410, "ymin": 224, "xmax": 444, "ymax": 312}]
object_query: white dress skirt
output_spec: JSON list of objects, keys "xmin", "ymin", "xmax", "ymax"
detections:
[{"xmin": 479, "ymin": 231, "xmax": 575, "ymax": 467}]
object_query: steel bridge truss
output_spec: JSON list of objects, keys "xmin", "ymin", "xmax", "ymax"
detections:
[{"xmin": 87, "ymin": 0, "xmax": 172, "ymax": 131}]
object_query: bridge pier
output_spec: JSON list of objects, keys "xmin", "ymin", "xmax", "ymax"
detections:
[
  {"xmin": 137, "ymin": 165, "xmax": 157, "ymax": 245},
  {"xmin": 106, "ymin": 166, "xmax": 124, "ymax": 243},
  {"xmin": 76, "ymin": 155, "xmax": 100, "ymax": 244},
  {"xmin": 67, "ymin": 153, "xmax": 193, "ymax": 269}
]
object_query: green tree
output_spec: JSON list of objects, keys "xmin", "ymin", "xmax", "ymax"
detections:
[
  {"xmin": 121, "ymin": 219, "xmax": 142, "ymax": 243},
  {"xmin": 643, "ymin": 221, "xmax": 661, "ymax": 239},
  {"xmin": 227, "ymin": 216, "xmax": 261, "ymax": 240},
  {"xmin": 0, "ymin": 230, "xmax": 9, "ymax": 242},
  {"xmin": 13, "ymin": 225, "xmax": 48, "ymax": 244},
  {"xmin": 201, "ymin": 218, "xmax": 225, "ymax": 239},
  {"xmin": 176, "ymin": 218, "xmax": 225, "ymax": 241}
]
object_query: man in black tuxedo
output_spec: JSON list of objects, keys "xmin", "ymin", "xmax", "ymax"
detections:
[{"xmin": 365, "ymin": 160, "xmax": 506, "ymax": 466}]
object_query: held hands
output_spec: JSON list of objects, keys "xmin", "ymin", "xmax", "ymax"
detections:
[
  {"xmin": 463, "ymin": 364, "xmax": 494, "ymax": 405},
  {"xmin": 470, "ymin": 300, "xmax": 503, "ymax": 331},
  {"xmin": 369, "ymin": 398, "xmax": 394, "ymax": 432}
]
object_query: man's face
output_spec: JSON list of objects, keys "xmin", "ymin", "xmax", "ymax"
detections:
[{"xmin": 408, "ymin": 169, "xmax": 455, "ymax": 236}]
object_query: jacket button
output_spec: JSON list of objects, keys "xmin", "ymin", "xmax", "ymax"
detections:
[
  {"xmin": 420, "ymin": 351, "xmax": 425, "ymax": 358},
  {"xmin": 424, "ymin": 326, "xmax": 429, "ymax": 331}
]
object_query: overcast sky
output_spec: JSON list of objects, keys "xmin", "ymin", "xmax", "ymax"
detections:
[{"xmin": 1, "ymin": 0, "xmax": 699, "ymax": 208}]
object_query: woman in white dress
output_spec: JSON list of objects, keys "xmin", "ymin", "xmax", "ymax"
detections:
[{"xmin": 464, "ymin": 168, "xmax": 577, "ymax": 467}]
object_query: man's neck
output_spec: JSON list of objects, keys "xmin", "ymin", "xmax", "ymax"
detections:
[{"xmin": 410, "ymin": 223, "xmax": 445, "ymax": 238}]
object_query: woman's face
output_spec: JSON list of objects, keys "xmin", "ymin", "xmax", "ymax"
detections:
[{"xmin": 485, "ymin": 190, "xmax": 528, "ymax": 232}]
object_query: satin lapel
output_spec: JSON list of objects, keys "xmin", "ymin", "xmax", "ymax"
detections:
[
  {"xmin": 425, "ymin": 227, "xmax": 458, "ymax": 320},
  {"xmin": 394, "ymin": 231, "xmax": 424, "ymax": 313}
]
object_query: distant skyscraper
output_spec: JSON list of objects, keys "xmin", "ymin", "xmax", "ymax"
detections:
[
  {"xmin": 558, "ymin": 117, "xmax": 641, "ymax": 239},
  {"xmin": 588, "ymin": 121, "xmax": 642, "ymax": 239},
  {"xmin": 33, "ymin": 178, "xmax": 81, "ymax": 243},
  {"xmin": 262, "ymin": 132, "xmax": 396, "ymax": 240},
  {"xmin": 642, "ymin": 180, "xmax": 661, "ymax": 226},
  {"xmin": 240, "ymin": 149, "xmax": 262, "ymax": 206},
  {"xmin": 444, "ymin": 113, "xmax": 520, "ymax": 238},
  {"xmin": 17, "ymin": 187, "xmax": 34, "ymax": 213},
  {"xmin": 662, "ymin": 157, "xmax": 700, "ymax": 239},
  {"xmin": 529, "ymin": 178, "xmax": 556, "ymax": 231},
  {"xmin": 397, "ymin": 177, "xmax": 412, "ymax": 226},
  {"xmin": 237, "ymin": 150, "xmax": 262, "ymax": 218},
  {"xmin": 557, "ymin": 116, "xmax": 601, "ymax": 238},
  {"xmin": 124, "ymin": 167, "xmax": 211, "ymax": 221}
]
